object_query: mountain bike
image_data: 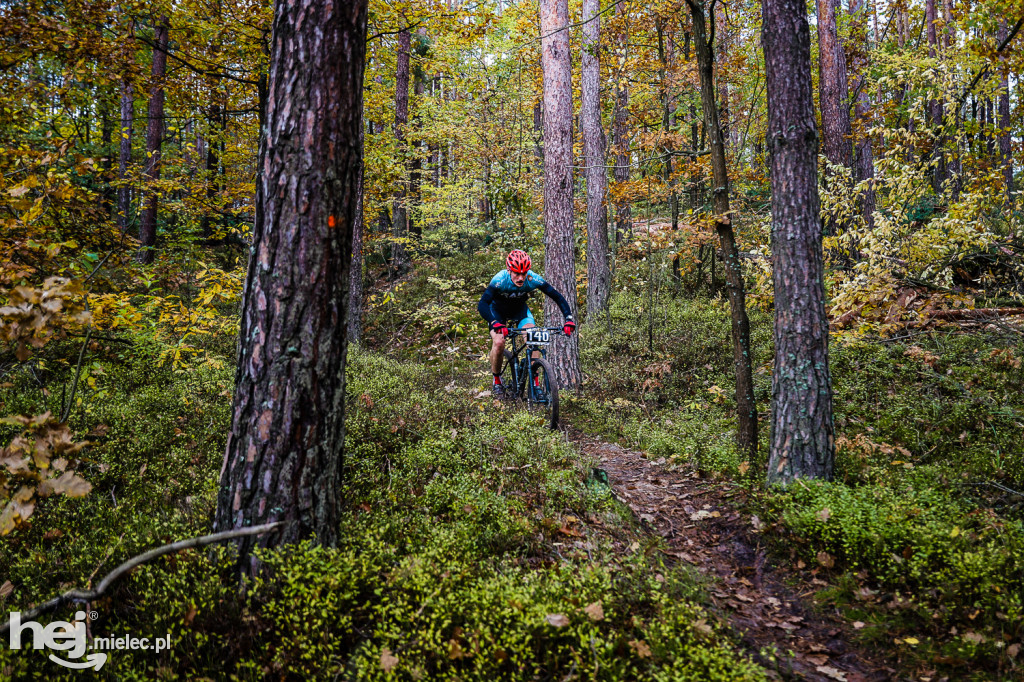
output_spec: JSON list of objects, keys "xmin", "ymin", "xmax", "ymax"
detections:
[{"xmin": 498, "ymin": 326, "xmax": 563, "ymax": 430}]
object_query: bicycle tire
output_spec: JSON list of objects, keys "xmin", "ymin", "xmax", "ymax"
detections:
[
  {"xmin": 499, "ymin": 350, "xmax": 521, "ymax": 399},
  {"xmin": 528, "ymin": 357, "xmax": 559, "ymax": 430}
]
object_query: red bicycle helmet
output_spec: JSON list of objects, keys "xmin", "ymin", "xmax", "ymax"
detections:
[{"xmin": 506, "ymin": 249, "xmax": 531, "ymax": 274}]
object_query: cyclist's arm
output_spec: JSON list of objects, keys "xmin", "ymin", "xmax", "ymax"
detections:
[
  {"xmin": 537, "ymin": 281, "xmax": 573, "ymax": 322},
  {"xmin": 478, "ymin": 285, "xmax": 501, "ymax": 325}
]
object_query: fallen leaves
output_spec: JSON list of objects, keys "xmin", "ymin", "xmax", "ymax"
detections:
[
  {"xmin": 583, "ymin": 601, "xmax": 604, "ymax": 621},
  {"xmin": 380, "ymin": 648, "xmax": 399, "ymax": 672},
  {"xmin": 545, "ymin": 613, "xmax": 569, "ymax": 627},
  {"xmin": 628, "ymin": 639, "xmax": 652, "ymax": 657},
  {"xmin": 816, "ymin": 551, "xmax": 836, "ymax": 568},
  {"xmin": 692, "ymin": 618, "xmax": 714, "ymax": 636},
  {"xmin": 815, "ymin": 664, "xmax": 847, "ymax": 680}
]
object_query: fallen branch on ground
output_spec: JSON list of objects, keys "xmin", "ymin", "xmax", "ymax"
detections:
[
  {"xmin": 0, "ymin": 522, "xmax": 282, "ymax": 636},
  {"xmin": 925, "ymin": 307, "xmax": 1024, "ymax": 321}
]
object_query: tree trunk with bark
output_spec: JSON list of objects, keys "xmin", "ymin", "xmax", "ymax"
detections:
[
  {"xmin": 118, "ymin": 71, "xmax": 134, "ymax": 235},
  {"xmin": 926, "ymin": 0, "xmax": 947, "ymax": 193},
  {"xmin": 761, "ymin": 0, "xmax": 835, "ymax": 484},
  {"xmin": 816, "ymin": 0, "xmax": 853, "ymax": 237},
  {"xmin": 539, "ymin": 0, "xmax": 581, "ymax": 389},
  {"xmin": 849, "ymin": 0, "xmax": 876, "ymax": 233},
  {"xmin": 998, "ymin": 20, "xmax": 1014, "ymax": 207},
  {"xmin": 214, "ymin": 0, "xmax": 367, "ymax": 579},
  {"xmin": 392, "ymin": 29, "xmax": 412, "ymax": 275},
  {"xmin": 687, "ymin": 0, "xmax": 758, "ymax": 460},
  {"xmin": 349, "ymin": 119, "xmax": 365, "ymax": 343},
  {"xmin": 656, "ymin": 17, "xmax": 679, "ymax": 234},
  {"xmin": 410, "ymin": 28, "xmax": 427, "ymax": 237},
  {"xmin": 612, "ymin": 1, "xmax": 631, "ymax": 244},
  {"xmin": 582, "ymin": 0, "xmax": 610, "ymax": 319},
  {"xmin": 138, "ymin": 15, "xmax": 169, "ymax": 263},
  {"xmin": 101, "ymin": 91, "xmax": 114, "ymax": 215},
  {"xmin": 201, "ymin": 96, "xmax": 222, "ymax": 241}
]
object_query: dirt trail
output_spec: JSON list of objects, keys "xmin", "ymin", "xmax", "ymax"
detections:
[{"xmin": 572, "ymin": 433, "xmax": 898, "ymax": 682}]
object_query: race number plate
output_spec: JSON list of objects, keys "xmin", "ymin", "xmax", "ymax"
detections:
[{"xmin": 525, "ymin": 328, "xmax": 551, "ymax": 344}]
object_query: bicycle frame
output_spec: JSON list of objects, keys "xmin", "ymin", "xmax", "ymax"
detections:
[{"xmin": 502, "ymin": 326, "xmax": 562, "ymax": 400}]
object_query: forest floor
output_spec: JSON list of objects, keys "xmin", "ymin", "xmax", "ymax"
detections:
[{"xmin": 571, "ymin": 431, "xmax": 897, "ymax": 682}]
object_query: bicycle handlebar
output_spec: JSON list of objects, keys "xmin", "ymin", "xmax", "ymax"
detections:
[{"xmin": 506, "ymin": 326, "xmax": 566, "ymax": 336}]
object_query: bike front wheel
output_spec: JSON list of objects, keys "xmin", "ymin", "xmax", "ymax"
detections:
[
  {"xmin": 528, "ymin": 357, "xmax": 559, "ymax": 430},
  {"xmin": 499, "ymin": 350, "xmax": 521, "ymax": 399}
]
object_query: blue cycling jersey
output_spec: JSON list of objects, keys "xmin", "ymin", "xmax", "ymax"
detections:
[
  {"xmin": 478, "ymin": 269, "xmax": 573, "ymax": 327},
  {"xmin": 488, "ymin": 270, "xmax": 547, "ymax": 298}
]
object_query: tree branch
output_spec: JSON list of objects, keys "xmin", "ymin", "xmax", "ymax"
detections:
[{"xmin": 0, "ymin": 522, "xmax": 282, "ymax": 636}]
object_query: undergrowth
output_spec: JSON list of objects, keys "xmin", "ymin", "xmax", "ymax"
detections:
[
  {"xmin": 366, "ymin": 245, "xmax": 1024, "ymax": 677},
  {"xmin": 0, "ymin": 333, "xmax": 763, "ymax": 680}
]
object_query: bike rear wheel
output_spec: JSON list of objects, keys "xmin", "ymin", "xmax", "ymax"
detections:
[{"xmin": 528, "ymin": 357, "xmax": 559, "ymax": 429}]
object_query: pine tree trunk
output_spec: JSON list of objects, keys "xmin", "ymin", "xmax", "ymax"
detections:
[
  {"xmin": 684, "ymin": 32, "xmax": 703, "ymax": 213},
  {"xmin": 410, "ymin": 28, "xmax": 427, "ymax": 237},
  {"xmin": 101, "ymin": 92, "xmax": 114, "ymax": 216},
  {"xmin": 656, "ymin": 17, "xmax": 678, "ymax": 234},
  {"xmin": 850, "ymin": 0, "xmax": 876, "ymax": 233},
  {"xmin": 349, "ymin": 120, "xmax": 365, "ymax": 343},
  {"xmin": 925, "ymin": 0, "xmax": 947, "ymax": 192},
  {"xmin": 611, "ymin": 1, "xmax": 631, "ymax": 244},
  {"xmin": 138, "ymin": 15, "xmax": 169, "ymax": 264},
  {"xmin": 533, "ymin": 100, "xmax": 544, "ymax": 168},
  {"xmin": 816, "ymin": 0, "xmax": 853, "ymax": 237},
  {"xmin": 715, "ymin": 8, "xmax": 731, "ymax": 154},
  {"xmin": 998, "ymin": 20, "xmax": 1014, "ymax": 207},
  {"xmin": 761, "ymin": 0, "xmax": 835, "ymax": 484},
  {"xmin": 214, "ymin": 0, "xmax": 367, "ymax": 578},
  {"xmin": 582, "ymin": 0, "xmax": 610, "ymax": 319},
  {"xmin": 392, "ymin": 29, "xmax": 412, "ymax": 274},
  {"xmin": 688, "ymin": 0, "xmax": 758, "ymax": 459},
  {"xmin": 540, "ymin": 0, "xmax": 581, "ymax": 389},
  {"xmin": 201, "ymin": 98, "xmax": 221, "ymax": 241},
  {"xmin": 118, "ymin": 72, "xmax": 133, "ymax": 235}
]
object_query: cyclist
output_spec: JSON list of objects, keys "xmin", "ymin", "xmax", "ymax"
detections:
[{"xmin": 478, "ymin": 249, "xmax": 576, "ymax": 397}]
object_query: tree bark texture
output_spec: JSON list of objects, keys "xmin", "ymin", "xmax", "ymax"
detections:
[
  {"xmin": 582, "ymin": 0, "xmax": 610, "ymax": 319},
  {"xmin": 816, "ymin": 0, "xmax": 852, "ymax": 170},
  {"xmin": 925, "ymin": 0, "xmax": 947, "ymax": 192},
  {"xmin": 761, "ymin": 0, "xmax": 835, "ymax": 484},
  {"xmin": 656, "ymin": 17, "xmax": 679, "ymax": 233},
  {"xmin": 214, "ymin": 0, "xmax": 368, "ymax": 578},
  {"xmin": 118, "ymin": 73, "xmax": 133, "ymax": 234},
  {"xmin": 410, "ymin": 27, "xmax": 428, "ymax": 237},
  {"xmin": 392, "ymin": 29, "xmax": 412, "ymax": 274},
  {"xmin": 101, "ymin": 95, "xmax": 113, "ymax": 215},
  {"xmin": 349, "ymin": 120, "xmax": 366, "ymax": 343},
  {"xmin": 998, "ymin": 20, "xmax": 1013, "ymax": 206},
  {"xmin": 849, "ymin": 0, "xmax": 876, "ymax": 232},
  {"xmin": 612, "ymin": 0, "xmax": 631, "ymax": 244},
  {"xmin": 540, "ymin": 0, "xmax": 581, "ymax": 389},
  {"xmin": 138, "ymin": 15, "xmax": 169, "ymax": 264},
  {"xmin": 201, "ymin": 98, "xmax": 223, "ymax": 241},
  {"xmin": 816, "ymin": 0, "xmax": 853, "ymax": 237},
  {"xmin": 688, "ymin": 0, "xmax": 758, "ymax": 459}
]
